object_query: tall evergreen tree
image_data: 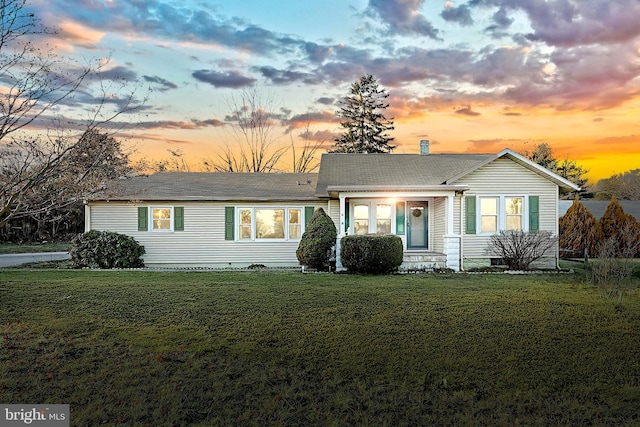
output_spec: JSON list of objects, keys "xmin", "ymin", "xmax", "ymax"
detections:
[
  {"xmin": 599, "ymin": 197, "xmax": 640, "ymax": 257},
  {"xmin": 330, "ymin": 75, "xmax": 395, "ymax": 153},
  {"xmin": 559, "ymin": 197, "xmax": 602, "ymax": 257}
]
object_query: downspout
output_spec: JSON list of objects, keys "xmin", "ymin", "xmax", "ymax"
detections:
[
  {"xmin": 459, "ymin": 192, "xmax": 464, "ymax": 271},
  {"xmin": 336, "ymin": 195, "xmax": 346, "ymax": 271}
]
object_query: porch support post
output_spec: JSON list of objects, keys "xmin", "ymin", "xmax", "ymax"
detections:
[
  {"xmin": 444, "ymin": 193, "xmax": 461, "ymax": 271},
  {"xmin": 335, "ymin": 195, "xmax": 346, "ymax": 271},
  {"xmin": 84, "ymin": 202, "xmax": 91, "ymax": 232}
]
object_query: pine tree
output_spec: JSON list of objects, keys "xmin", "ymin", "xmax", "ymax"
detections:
[
  {"xmin": 559, "ymin": 198, "xmax": 602, "ymax": 257},
  {"xmin": 330, "ymin": 74, "xmax": 395, "ymax": 153},
  {"xmin": 599, "ymin": 197, "xmax": 640, "ymax": 257}
]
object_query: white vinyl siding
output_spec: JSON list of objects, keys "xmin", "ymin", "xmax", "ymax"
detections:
[
  {"xmin": 458, "ymin": 158, "xmax": 559, "ymax": 264},
  {"xmin": 87, "ymin": 201, "xmax": 327, "ymax": 268},
  {"xmin": 432, "ymin": 198, "xmax": 446, "ymax": 253}
]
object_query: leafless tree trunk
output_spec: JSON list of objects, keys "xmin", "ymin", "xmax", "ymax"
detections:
[
  {"xmin": 291, "ymin": 114, "xmax": 325, "ymax": 173},
  {"xmin": 205, "ymin": 86, "xmax": 286, "ymax": 172}
]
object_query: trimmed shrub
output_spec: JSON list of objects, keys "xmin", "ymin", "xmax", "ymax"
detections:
[
  {"xmin": 70, "ymin": 230, "xmax": 145, "ymax": 269},
  {"xmin": 340, "ymin": 234, "xmax": 403, "ymax": 274},
  {"xmin": 296, "ymin": 207, "xmax": 337, "ymax": 270}
]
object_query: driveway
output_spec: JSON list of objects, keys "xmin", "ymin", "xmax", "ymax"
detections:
[{"xmin": 0, "ymin": 252, "xmax": 71, "ymax": 267}]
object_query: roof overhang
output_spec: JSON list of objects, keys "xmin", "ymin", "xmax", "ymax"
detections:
[{"xmin": 326, "ymin": 184, "xmax": 469, "ymax": 198}]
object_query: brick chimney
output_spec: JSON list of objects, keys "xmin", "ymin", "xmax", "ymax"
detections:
[{"xmin": 420, "ymin": 139, "xmax": 430, "ymax": 155}]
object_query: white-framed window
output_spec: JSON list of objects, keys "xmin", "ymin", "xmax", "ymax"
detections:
[
  {"xmin": 150, "ymin": 206, "xmax": 173, "ymax": 232},
  {"xmin": 376, "ymin": 203, "xmax": 392, "ymax": 234},
  {"xmin": 237, "ymin": 207, "xmax": 303, "ymax": 241},
  {"xmin": 351, "ymin": 200, "xmax": 393, "ymax": 235},
  {"xmin": 480, "ymin": 197, "xmax": 498, "ymax": 233},
  {"xmin": 353, "ymin": 204, "xmax": 370, "ymax": 235},
  {"xmin": 478, "ymin": 196, "xmax": 526, "ymax": 234},
  {"xmin": 505, "ymin": 197, "xmax": 523, "ymax": 231}
]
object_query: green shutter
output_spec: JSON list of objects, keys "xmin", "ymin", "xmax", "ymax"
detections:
[
  {"xmin": 529, "ymin": 196, "xmax": 539, "ymax": 232},
  {"xmin": 395, "ymin": 201, "xmax": 405, "ymax": 235},
  {"xmin": 465, "ymin": 196, "xmax": 476, "ymax": 234},
  {"xmin": 344, "ymin": 200, "xmax": 350, "ymax": 233},
  {"xmin": 224, "ymin": 206, "xmax": 235, "ymax": 240},
  {"xmin": 137, "ymin": 207, "xmax": 148, "ymax": 231},
  {"xmin": 304, "ymin": 206, "xmax": 315, "ymax": 228},
  {"xmin": 174, "ymin": 207, "xmax": 184, "ymax": 231}
]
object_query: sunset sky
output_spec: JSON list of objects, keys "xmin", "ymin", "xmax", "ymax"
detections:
[{"xmin": 23, "ymin": 0, "xmax": 640, "ymax": 184}]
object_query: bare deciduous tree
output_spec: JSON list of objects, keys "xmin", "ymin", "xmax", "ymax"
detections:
[
  {"xmin": 206, "ymin": 86, "xmax": 286, "ymax": 172},
  {"xmin": 0, "ymin": 0, "xmax": 145, "ymax": 230},
  {"xmin": 290, "ymin": 113, "xmax": 326, "ymax": 173}
]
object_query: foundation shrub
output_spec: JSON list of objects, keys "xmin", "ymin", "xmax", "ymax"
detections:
[
  {"xmin": 70, "ymin": 230, "xmax": 145, "ymax": 269},
  {"xmin": 341, "ymin": 234, "xmax": 403, "ymax": 274},
  {"xmin": 296, "ymin": 208, "xmax": 337, "ymax": 271}
]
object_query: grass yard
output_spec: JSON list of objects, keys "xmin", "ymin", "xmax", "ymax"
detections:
[{"xmin": 1, "ymin": 270, "xmax": 639, "ymax": 426}]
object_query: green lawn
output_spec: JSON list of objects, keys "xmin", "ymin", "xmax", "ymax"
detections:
[{"xmin": 1, "ymin": 270, "xmax": 639, "ymax": 426}]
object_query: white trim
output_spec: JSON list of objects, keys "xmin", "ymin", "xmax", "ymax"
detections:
[
  {"xmin": 149, "ymin": 206, "xmax": 174, "ymax": 232},
  {"xmin": 476, "ymin": 195, "xmax": 529, "ymax": 235},
  {"xmin": 235, "ymin": 205, "xmax": 304, "ymax": 242},
  {"xmin": 349, "ymin": 199, "xmax": 395, "ymax": 235}
]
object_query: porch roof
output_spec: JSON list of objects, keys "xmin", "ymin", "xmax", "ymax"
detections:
[{"xmin": 316, "ymin": 152, "xmax": 492, "ymax": 197}]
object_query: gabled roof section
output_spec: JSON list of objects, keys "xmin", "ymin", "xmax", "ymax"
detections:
[
  {"xmin": 93, "ymin": 172, "xmax": 320, "ymax": 202},
  {"xmin": 445, "ymin": 148, "xmax": 581, "ymax": 192},
  {"xmin": 315, "ymin": 153, "xmax": 492, "ymax": 196}
]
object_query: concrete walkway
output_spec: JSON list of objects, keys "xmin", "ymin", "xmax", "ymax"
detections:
[{"xmin": 0, "ymin": 252, "xmax": 71, "ymax": 267}]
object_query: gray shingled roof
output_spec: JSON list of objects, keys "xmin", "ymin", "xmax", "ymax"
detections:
[
  {"xmin": 315, "ymin": 153, "xmax": 493, "ymax": 196},
  {"xmin": 97, "ymin": 172, "xmax": 319, "ymax": 201}
]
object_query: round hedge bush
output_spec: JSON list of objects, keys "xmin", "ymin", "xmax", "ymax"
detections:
[
  {"xmin": 70, "ymin": 230, "xmax": 145, "ymax": 269},
  {"xmin": 296, "ymin": 207, "xmax": 337, "ymax": 270},
  {"xmin": 340, "ymin": 234, "xmax": 403, "ymax": 274}
]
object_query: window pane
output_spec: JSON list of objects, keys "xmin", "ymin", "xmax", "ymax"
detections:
[
  {"xmin": 152, "ymin": 208, "xmax": 171, "ymax": 230},
  {"xmin": 256, "ymin": 209, "xmax": 285, "ymax": 239},
  {"xmin": 506, "ymin": 198, "xmax": 522, "ymax": 215},
  {"xmin": 481, "ymin": 216, "xmax": 497, "ymax": 233},
  {"xmin": 239, "ymin": 209, "xmax": 252, "ymax": 240},
  {"xmin": 289, "ymin": 209, "xmax": 301, "ymax": 239},
  {"xmin": 240, "ymin": 209, "xmax": 252, "ymax": 225},
  {"xmin": 376, "ymin": 204, "xmax": 391, "ymax": 219},
  {"xmin": 240, "ymin": 225, "xmax": 252, "ymax": 239},
  {"xmin": 480, "ymin": 198, "xmax": 497, "ymax": 215},
  {"xmin": 354, "ymin": 205, "xmax": 369, "ymax": 219},
  {"xmin": 354, "ymin": 219, "xmax": 369, "ymax": 235},
  {"xmin": 506, "ymin": 215, "xmax": 522, "ymax": 231},
  {"xmin": 377, "ymin": 219, "xmax": 391, "ymax": 234},
  {"xmin": 375, "ymin": 204, "xmax": 391, "ymax": 234},
  {"xmin": 289, "ymin": 224, "xmax": 301, "ymax": 239}
]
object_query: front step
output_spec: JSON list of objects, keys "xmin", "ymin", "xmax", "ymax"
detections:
[{"xmin": 400, "ymin": 251, "xmax": 447, "ymax": 272}]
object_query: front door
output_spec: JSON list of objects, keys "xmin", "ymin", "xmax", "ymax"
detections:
[{"xmin": 407, "ymin": 202, "xmax": 428, "ymax": 249}]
